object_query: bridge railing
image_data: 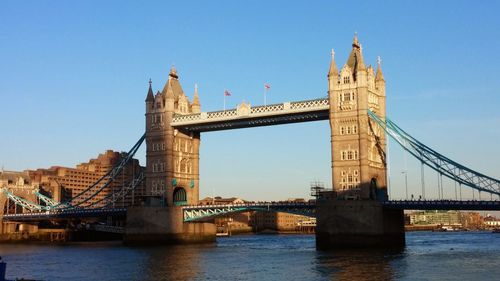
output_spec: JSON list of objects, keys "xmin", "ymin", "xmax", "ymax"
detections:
[{"xmin": 171, "ymin": 98, "xmax": 330, "ymax": 126}]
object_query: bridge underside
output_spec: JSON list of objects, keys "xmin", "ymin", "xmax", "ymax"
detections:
[{"xmin": 172, "ymin": 110, "xmax": 329, "ymax": 133}]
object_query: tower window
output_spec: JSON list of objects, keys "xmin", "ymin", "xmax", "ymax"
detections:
[{"xmin": 340, "ymin": 126, "xmax": 345, "ymax": 135}]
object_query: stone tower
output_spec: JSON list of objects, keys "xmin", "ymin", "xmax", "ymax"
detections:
[
  {"xmin": 145, "ymin": 67, "xmax": 201, "ymax": 206},
  {"xmin": 328, "ymin": 36, "xmax": 387, "ymax": 200}
]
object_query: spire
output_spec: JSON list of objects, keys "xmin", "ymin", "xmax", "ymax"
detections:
[
  {"xmin": 352, "ymin": 32, "xmax": 360, "ymax": 48},
  {"xmin": 346, "ymin": 33, "xmax": 366, "ymax": 75},
  {"xmin": 192, "ymin": 83, "xmax": 200, "ymax": 105},
  {"xmin": 375, "ymin": 56, "xmax": 385, "ymax": 81},
  {"xmin": 328, "ymin": 49, "xmax": 338, "ymax": 78},
  {"xmin": 169, "ymin": 65, "xmax": 178, "ymax": 79},
  {"xmin": 145, "ymin": 78, "xmax": 154, "ymax": 102}
]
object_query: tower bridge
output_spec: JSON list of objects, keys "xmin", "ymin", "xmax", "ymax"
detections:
[{"xmin": 2, "ymin": 36, "xmax": 500, "ymax": 248}]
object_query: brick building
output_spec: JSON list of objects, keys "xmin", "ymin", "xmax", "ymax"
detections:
[{"xmin": 28, "ymin": 150, "xmax": 145, "ymax": 208}]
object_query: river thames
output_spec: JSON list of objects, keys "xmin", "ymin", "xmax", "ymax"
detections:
[{"xmin": 1, "ymin": 231, "xmax": 499, "ymax": 280}]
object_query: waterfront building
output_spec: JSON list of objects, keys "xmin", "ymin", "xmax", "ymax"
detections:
[
  {"xmin": 199, "ymin": 196, "xmax": 246, "ymax": 205},
  {"xmin": 28, "ymin": 150, "xmax": 144, "ymax": 207},
  {"xmin": 483, "ymin": 215, "xmax": 500, "ymax": 227},
  {"xmin": 409, "ymin": 210, "xmax": 462, "ymax": 226}
]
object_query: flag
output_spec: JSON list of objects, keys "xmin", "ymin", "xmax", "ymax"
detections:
[
  {"xmin": 264, "ymin": 83, "xmax": 271, "ymax": 90},
  {"xmin": 224, "ymin": 89, "xmax": 231, "ymax": 96}
]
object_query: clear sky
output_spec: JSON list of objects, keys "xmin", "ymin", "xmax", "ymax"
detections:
[{"xmin": 1, "ymin": 1, "xmax": 499, "ymax": 201}]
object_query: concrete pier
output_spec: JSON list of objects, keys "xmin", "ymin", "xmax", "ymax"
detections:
[
  {"xmin": 316, "ymin": 200, "xmax": 405, "ymax": 250},
  {"xmin": 124, "ymin": 206, "xmax": 216, "ymax": 245}
]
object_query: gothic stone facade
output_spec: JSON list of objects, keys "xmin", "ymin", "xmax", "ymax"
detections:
[
  {"xmin": 328, "ymin": 36, "xmax": 387, "ymax": 200},
  {"xmin": 145, "ymin": 67, "xmax": 200, "ymax": 206}
]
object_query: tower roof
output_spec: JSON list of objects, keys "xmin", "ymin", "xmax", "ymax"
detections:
[
  {"xmin": 328, "ymin": 49, "xmax": 339, "ymax": 78},
  {"xmin": 145, "ymin": 79, "xmax": 154, "ymax": 102},
  {"xmin": 375, "ymin": 56, "xmax": 385, "ymax": 81},
  {"xmin": 162, "ymin": 65, "xmax": 185, "ymax": 100},
  {"xmin": 345, "ymin": 34, "xmax": 366, "ymax": 75}
]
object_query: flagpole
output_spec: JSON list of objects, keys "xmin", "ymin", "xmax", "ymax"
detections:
[
  {"xmin": 264, "ymin": 87, "xmax": 267, "ymax": 106},
  {"xmin": 223, "ymin": 90, "xmax": 226, "ymax": 111}
]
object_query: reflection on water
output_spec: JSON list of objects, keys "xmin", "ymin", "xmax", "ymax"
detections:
[
  {"xmin": 316, "ymin": 248, "xmax": 402, "ymax": 281},
  {"xmin": 139, "ymin": 245, "xmax": 205, "ymax": 280},
  {"xmin": 0, "ymin": 232, "xmax": 499, "ymax": 280}
]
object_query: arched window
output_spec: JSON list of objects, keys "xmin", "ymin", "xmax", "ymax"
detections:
[{"xmin": 173, "ymin": 187, "xmax": 187, "ymax": 206}]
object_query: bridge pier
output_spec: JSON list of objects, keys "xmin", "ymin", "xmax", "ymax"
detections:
[
  {"xmin": 316, "ymin": 200, "xmax": 405, "ymax": 250},
  {"xmin": 124, "ymin": 206, "xmax": 216, "ymax": 245}
]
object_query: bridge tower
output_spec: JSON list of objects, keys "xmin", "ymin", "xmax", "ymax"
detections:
[
  {"xmin": 145, "ymin": 67, "xmax": 200, "ymax": 206},
  {"xmin": 317, "ymin": 36, "xmax": 404, "ymax": 249},
  {"xmin": 328, "ymin": 35, "xmax": 387, "ymax": 200},
  {"xmin": 125, "ymin": 67, "xmax": 213, "ymax": 245}
]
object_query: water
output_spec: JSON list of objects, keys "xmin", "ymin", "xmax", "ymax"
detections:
[{"xmin": 1, "ymin": 232, "xmax": 499, "ymax": 280}]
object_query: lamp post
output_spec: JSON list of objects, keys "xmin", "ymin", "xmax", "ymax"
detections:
[{"xmin": 402, "ymin": 171, "xmax": 408, "ymax": 200}]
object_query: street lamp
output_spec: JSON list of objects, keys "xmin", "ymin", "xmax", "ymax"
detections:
[{"xmin": 402, "ymin": 171, "xmax": 408, "ymax": 200}]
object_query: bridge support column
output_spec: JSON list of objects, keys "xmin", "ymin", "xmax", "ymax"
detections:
[
  {"xmin": 316, "ymin": 200, "xmax": 405, "ymax": 250},
  {"xmin": 124, "ymin": 206, "xmax": 216, "ymax": 245}
]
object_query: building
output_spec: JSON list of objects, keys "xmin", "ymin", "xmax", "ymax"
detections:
[
  {"xmin": 0, "ymin": 170, "xmax": 39, "ymax": 235},
  {"xmin": 28, "ymin": 150, "xmax": 144, "ymax": 208},
  {"xmin": 483, "ymin": 215, "xmax": 500, "ymax": 227},
  {"xmin": 250, "ymin": 211, "xmax": 315, "ymax": 232},
  {"xmin": 144, "ymin": 69, "xmax": 201, "ymax": 206},
  {"xmin": 328, "ymin": 36, "xmax": 387, "ymax": 199},
  {"xmin": 199, "ymin": 196, "xmax": 246, "ymax": 205},
  {"xmin": 409, "ymin": 210, "xmax": 462, "ymax": 226}
]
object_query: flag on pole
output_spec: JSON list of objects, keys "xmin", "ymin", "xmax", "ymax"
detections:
[
  {"xmin": 224, "ymin": 89, "xmax": 232, "ymax": 96},
  {"xmin": 264, "ymin": 83, "xmax": 271, "ymax": 90}
]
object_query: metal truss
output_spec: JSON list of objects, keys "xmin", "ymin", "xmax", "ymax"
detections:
[
  {"xmin": 183, "ymin": 202, "xmax": 316, "ymax": 222},
  {"xmin": 368, "ymin": 110, "xmax": 500, "ymax": 196},
  {"xmin": 2, "ymin": 208, "xmax": 127, "ymax": 221},
  {"xmin": 1, "ymin": 187, "xmax": 46, "ymax": 212},
  {"xmin": 0, "ymin": 133, "xmax": 146, "ymax": 212},
  {"xmin": 34, "ymin": 191, "xmax": 69, "ymax": 209}
]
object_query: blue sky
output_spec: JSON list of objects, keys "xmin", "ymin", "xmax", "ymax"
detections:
[{"xmin": 1, "ymin": 1, "xmax": 499, "ymax": 201}]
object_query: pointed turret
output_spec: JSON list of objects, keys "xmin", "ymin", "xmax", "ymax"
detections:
[
  {"xmin": 192, "ymin": 84, "xmax": 200, "ymax": 105},
  {"xmin": 191, "ymin": 84, "xmax": 201, "ymax": 113},
  {"xmin": 145, "ymin": 79, "xmax": 154, "ymax": 102},
  {"xmin": 346, "ymin": 34, "xmax": 366, "ymax": 77},
  {"xmin": 375, "ymin": 56, "xmax": 385, "ymax": 81},
  {"xmin": 328, "ymin": 49, "xmax": 339, "ymax": 78}
]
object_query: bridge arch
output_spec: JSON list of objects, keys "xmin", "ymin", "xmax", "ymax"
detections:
[{"xmin": 173, "ymin": 187, "xmax": 187, "ymax": 206}]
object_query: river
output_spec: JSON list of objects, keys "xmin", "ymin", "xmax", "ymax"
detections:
[{"xmin": 1, "ymin": 231, "xmax": 499, "ymax": 280}]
